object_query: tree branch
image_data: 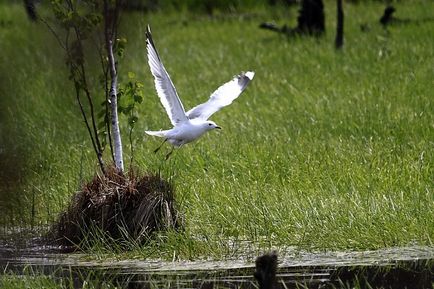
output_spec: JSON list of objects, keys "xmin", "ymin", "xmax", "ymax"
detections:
[
  {"xmin": 74, "ymin": 82, "xmax": 105, "ymax": 174},
  {"xmin": 73, "ymin": 27, "xmax": 104, "ymax": 155},
  {"xmin": 39, "ymin": 17, "xmax": 67, "ymax": 51}
]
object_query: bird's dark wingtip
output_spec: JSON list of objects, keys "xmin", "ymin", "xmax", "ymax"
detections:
[
  {"xmin": 237, "ymin": 71, "xmax": 254, "ymax": 90},
  {"xmin": 245, "ymin": 71, "xmax": 255, "ymax": 80},
  {"xmin": 146, "ymin": 24, "xmax": 152, "ymax": 41},
  {"xmin": 145, "ymin": 25, "xmax": 160, "ymax": 58}
]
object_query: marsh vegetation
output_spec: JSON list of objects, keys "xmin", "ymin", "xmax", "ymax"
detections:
[{"xmin": 0, "ymin": 0, "xmax": 432, "ymax": 262}]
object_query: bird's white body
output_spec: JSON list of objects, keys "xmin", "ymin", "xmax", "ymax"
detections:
[
  {"xmin": 145, "ymin": 120, "xmax": 218, "ymax": 147},
  {"xmin": 144, "ymin": 25, "xmax": 254, "ymax": 153}
]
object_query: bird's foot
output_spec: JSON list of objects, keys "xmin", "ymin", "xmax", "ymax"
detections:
[
  {"xmin": 154, "ymin": 139, "xmax": 167, "ymax": 153},
  {"xmin": 165, "ymin": 149, "xmax": 174, "ymax": 160}
]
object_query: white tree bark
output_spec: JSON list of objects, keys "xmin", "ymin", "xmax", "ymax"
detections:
[{"xmin": 107, "ymin": 39, "xmax": 124, "ymax": 172}]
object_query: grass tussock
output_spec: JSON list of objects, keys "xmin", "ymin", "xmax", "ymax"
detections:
[{"xmin": 51, "ymin": 167, "xmax": 181, "ymax": 247}]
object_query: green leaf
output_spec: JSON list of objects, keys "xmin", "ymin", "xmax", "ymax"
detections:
[
  {"xmin": 115, "ymin": 38, "xmax": 127, "ymax": 58},
  {"xmin": 123, "ymin": 105, "xmax": 133, "ymax": 114},
  {"xmin": 133, "ymin": 94, "xmax": 143, "ymax": 104},
  {"xmin": 128, "ymin": 115, "xmax": 138, "ymax": 126},
  {"xmin": 128, "ymin": 72, "xmax": 136, "ymax": 79}
]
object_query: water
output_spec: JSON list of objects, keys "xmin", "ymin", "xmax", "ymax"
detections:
[{"xmin": 0, "ymin": 234, "xmax": 433, "ymax": 288}]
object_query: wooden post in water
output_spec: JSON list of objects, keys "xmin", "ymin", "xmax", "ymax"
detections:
[{"xmin": 335, "ymin": 0, "xmax": 344, "ymax": 49}]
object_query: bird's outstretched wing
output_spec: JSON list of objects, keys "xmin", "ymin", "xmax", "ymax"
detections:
[
  {"xmin": 146, "ymin": 25, "xmax": 188, "ymax": 126},
  {"xmin": 186, "ymin": 71, "xmax": 255, "ymax": 120}
]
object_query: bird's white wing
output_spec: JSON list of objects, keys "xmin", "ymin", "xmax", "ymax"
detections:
[
  {"xmin": 187, "ymin": 71, "xmax": 255, "ymax": 120},
  {"xmin": 146, "ymin": 25, "xmax": 188, "ymax": 126}
]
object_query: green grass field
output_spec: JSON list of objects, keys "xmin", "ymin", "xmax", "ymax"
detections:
[{"xmin": 0, "ymin": 1, "xmax": 433, "ymax": 260}]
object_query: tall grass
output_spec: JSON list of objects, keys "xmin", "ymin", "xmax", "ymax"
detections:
[
  {"xmin": 0, "ymin": 269, "xmax": 122, "ymax": 289},
  {"xmin": 0, "ymin": 1, "xmax": 433, "ymax": 258}
]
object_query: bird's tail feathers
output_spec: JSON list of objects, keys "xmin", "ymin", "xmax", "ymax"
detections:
[{"xmin": 145, "ymin": 130, "xmax": 166, "ymax": 137}]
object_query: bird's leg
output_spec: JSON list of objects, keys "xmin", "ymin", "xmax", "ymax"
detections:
[
  {"xmin": 165, "ymin": 146, "xmax": 174, "ymax": 160},
  {"xmin": 154, "ymin": 139, "xmax": 167, "ymax": 153}
]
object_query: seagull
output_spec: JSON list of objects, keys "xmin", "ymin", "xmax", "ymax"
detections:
[{"xmin": 144, "ymin": 25, "xmax": 255, "ymax": 159}]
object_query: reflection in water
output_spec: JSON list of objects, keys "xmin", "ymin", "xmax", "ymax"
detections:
[{"xmin": 0, "ymin": 239, "xmax": 432, "ymax": 289}]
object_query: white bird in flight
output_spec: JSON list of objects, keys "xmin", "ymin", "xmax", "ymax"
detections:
[{"xmin": 145, "ymin": 25, "xmax": 255, "ymax": 159}]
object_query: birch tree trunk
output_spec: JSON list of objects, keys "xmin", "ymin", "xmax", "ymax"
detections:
[{"xmin": 107, "ymin": 39, "xmax": 124, "ymax": 172}]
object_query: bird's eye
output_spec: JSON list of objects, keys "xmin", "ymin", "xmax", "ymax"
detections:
[{"xmin": 208, "ymin": 123, "xmax": 212, "ymax": 126}]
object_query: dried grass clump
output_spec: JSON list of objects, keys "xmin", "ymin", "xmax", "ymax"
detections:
[{"xmin": 51, "ymin": 167, "xmax": 181, "ymax": 247}]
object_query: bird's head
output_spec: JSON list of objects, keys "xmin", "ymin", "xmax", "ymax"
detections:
[{"xmin": 204, "ymin": 121, "xmax": 221, "ymax": 131}]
